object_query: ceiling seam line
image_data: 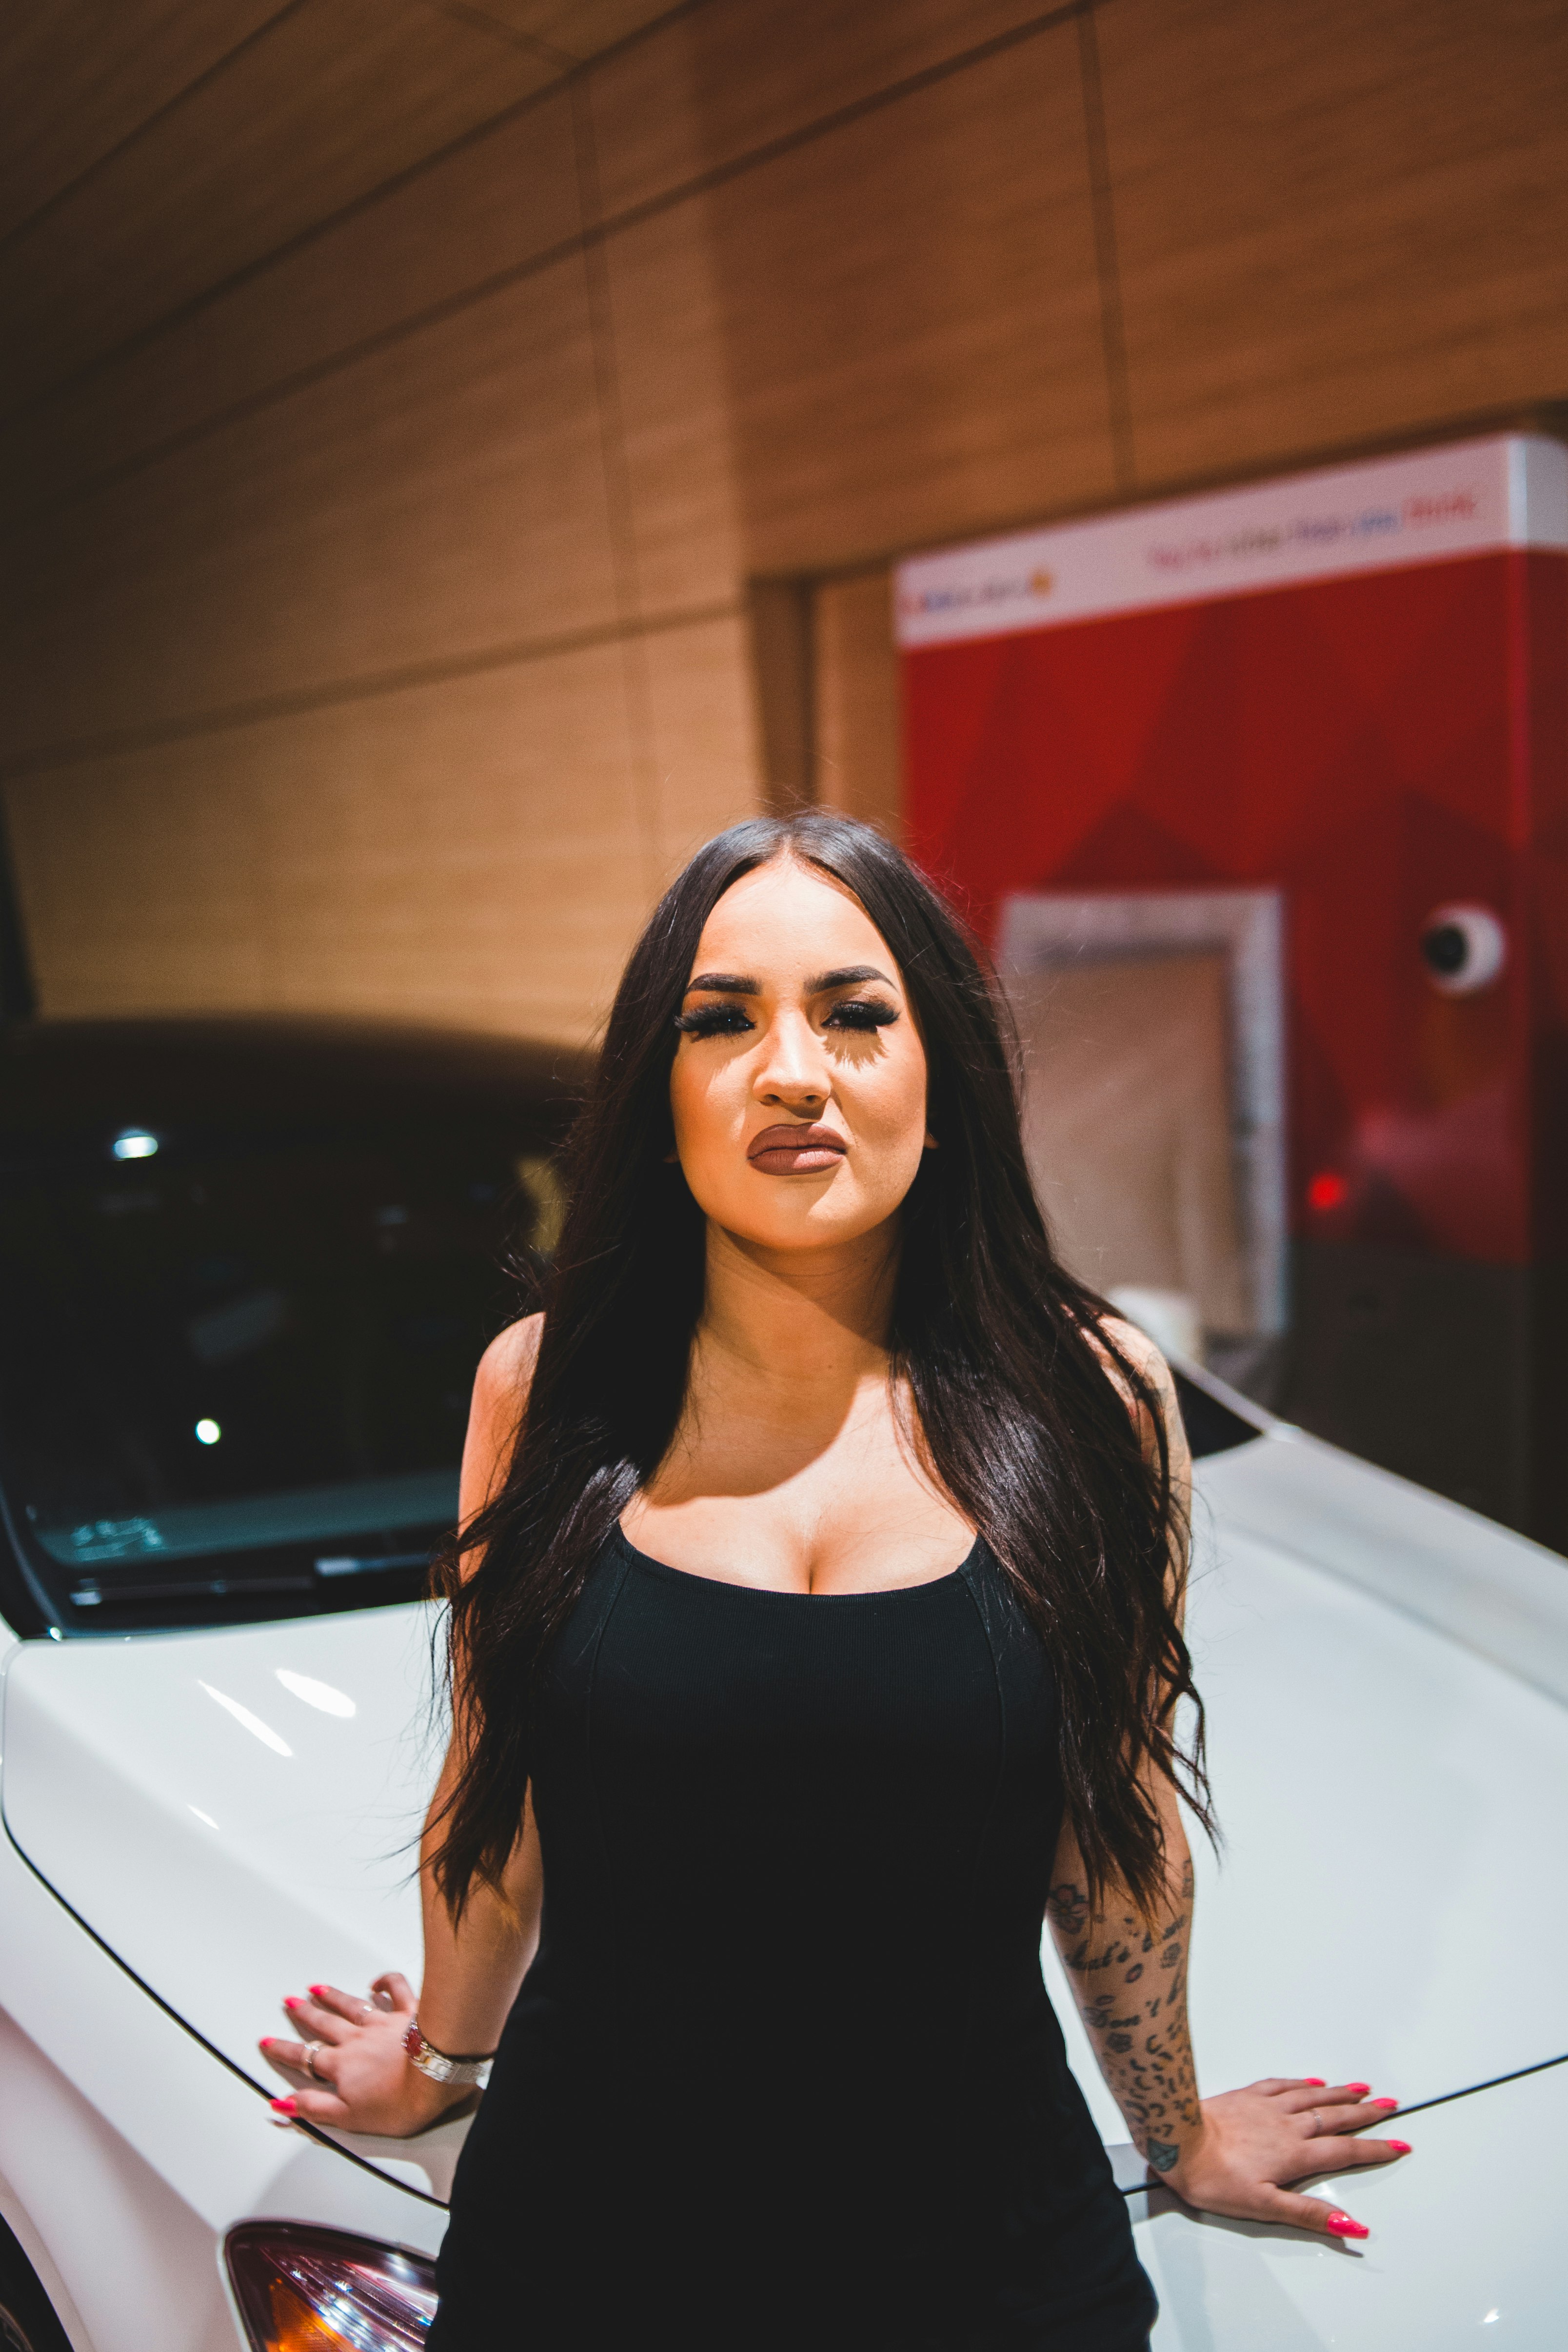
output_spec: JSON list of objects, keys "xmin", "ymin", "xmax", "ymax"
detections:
[
  {"xmin": 427, "ymin": 0, "xmax": 578, "ymax": 72},
  {"xmin": 0, "ymin": 0, "xmax": 314, "ymax": 259}
]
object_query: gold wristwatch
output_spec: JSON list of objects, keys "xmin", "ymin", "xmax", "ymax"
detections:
[{"xmin": 402, "ymin": 2020, "xmax": 494, "ymax": 2089}]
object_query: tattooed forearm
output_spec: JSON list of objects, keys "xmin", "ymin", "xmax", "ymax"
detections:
[{"xmin": 1047, "ymin": 1849, "xmax": 1201, "ymax": 2172}]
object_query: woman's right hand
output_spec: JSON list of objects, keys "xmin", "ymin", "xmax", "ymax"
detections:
[{"xmin": 259, "ymin": 1969, "xmax": 474, "ymax": 2138}]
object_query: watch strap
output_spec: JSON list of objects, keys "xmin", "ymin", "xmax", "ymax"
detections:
[{"xmin": 403, "ymin": 2019, "xmax": 494, "ymax": 2089}]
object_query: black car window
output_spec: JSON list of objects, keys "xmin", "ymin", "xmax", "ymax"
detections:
[
  {"xmin": 1172, "ymin": 1369, "xmax": 1264, "ymax": 1459},
  {"xmin": 0, "ymin": 1108, "xmax": 557, "ymax": 1637}
]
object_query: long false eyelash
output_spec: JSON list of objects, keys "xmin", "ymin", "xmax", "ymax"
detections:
[
  {"xmin": 673, "ymin": 1004, "xmax": 755, "ymax": 1036},
  {"xmin": 674, "ymin": 997, "xmax": 899, "ymax": 1036},
  {"xmin": 825, "ymin": 998, "xmax": 899, "ymax": 1031}
]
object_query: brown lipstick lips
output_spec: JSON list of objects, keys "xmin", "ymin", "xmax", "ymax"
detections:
[{"xmin": 746, "ymin": 1122, "xmax": 848, "ymax": 1174}]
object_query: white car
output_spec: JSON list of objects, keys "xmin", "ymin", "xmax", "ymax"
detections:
[{"xmin": 0, "ymin": 1023, "xmax": 1564, "ymax": 2350}]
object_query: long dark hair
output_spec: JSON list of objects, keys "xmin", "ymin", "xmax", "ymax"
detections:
[{"xmin": 433, "ymin": 814, "xmax": 1211, "ymax": 1918}]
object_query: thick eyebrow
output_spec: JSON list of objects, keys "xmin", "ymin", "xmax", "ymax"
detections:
[
  {"xmin": 681, "ymin": 964, "xmax": 895, "ymax": 996},
  {"xmin": 807, "ymin": 964, "xmax": 895, "ymax": 993},
  {"xmin": 684, "ymin": 972, "xmax": 758, "ymax": 995}
]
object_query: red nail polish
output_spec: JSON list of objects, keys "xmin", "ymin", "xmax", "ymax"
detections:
[
  {"xmin": 309, "ymin": 1984, "xmax": 327, "ymax": 1999},
  {"xmin": 1326, "ymin": 2212, "xmax": 1369, "ymax": 2239},
  {"xmin": 1386, "ymin": 2139, "xmax": 1411, "ymax": 2155},
  {"xmin": 1345, "ymin": 2083, "xmax": 1370, "ymax": 2096},
  {"xmin": 1372, "ymin": 2097, "xmax": 1399, "ymax": 2109},
  {"xmin": 270, "ymin": 2097, "xmax": 297, "ymax": 2115},
  {"xmin": 1303, "ymin": 2077, "xmax": 1326, "ymax": 2086}
]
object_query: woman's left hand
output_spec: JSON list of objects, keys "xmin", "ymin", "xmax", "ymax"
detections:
[
  {"xmin": 259, "ymin": 1970, "xmax": 473, "ymax": 2137},
  {"xmin": 1161, "ymin": 2075, "xmax": 1411, "ymax": 2238}
]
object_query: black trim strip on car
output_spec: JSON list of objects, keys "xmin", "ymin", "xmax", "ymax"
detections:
[
  {"xmin": 0, "ymin": 1813, "xmax": 448, "ymax": 2210},
  {"xmin": 1382, "ymin": 2048, "xmax": 1568, "ymax": 2119},
  {"xmin": 1114, "ymin": 2049, "xmax": 1568, "ymax": 2199}
]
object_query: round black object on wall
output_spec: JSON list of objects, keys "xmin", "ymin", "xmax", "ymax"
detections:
[{"xmin": 1418, "ymin": 903, "xmax": 1508, "ymax": 995}]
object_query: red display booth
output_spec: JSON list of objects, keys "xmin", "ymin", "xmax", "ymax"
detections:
[{"xmin": 897, "ymin": 436, "xmax": 1568, "ymax": 1545}]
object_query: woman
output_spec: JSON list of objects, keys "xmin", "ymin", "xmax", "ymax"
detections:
[{"xmin": 263, "ymin": 815, "xmax": 1407, "ymax": 2348}]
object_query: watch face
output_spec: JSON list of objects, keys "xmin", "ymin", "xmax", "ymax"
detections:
[{"xmin": 404, "ymin": 2022, "xmax": 445, "ymax": 2074}]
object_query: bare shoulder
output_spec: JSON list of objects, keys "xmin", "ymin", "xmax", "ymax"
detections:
[
  {"xmin": 1086, "ymin": 1316, "xmax": 1191, "ymax": 1477},
  {"xmin": 459, "ymin": 1314, "xmax": 544, "ymax": 1527},
  {"xmin": 476, "ymin": 1311, "xmax": 544, "ymax": 1401}
]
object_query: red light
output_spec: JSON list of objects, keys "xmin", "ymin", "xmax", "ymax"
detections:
[{"xmin": 1306, "ymin": 1170, "xmax": 1350, "ymax": 1213}]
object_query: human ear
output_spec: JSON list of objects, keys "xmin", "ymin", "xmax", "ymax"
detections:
[{"xmin": 923, "ymin": 1130, "xmax": 939, "ymax": 1151}]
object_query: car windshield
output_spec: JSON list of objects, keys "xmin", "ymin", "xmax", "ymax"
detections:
[{"xmin": 0, "ymin": 1035, "xmax": 568, "ymax": 1636}]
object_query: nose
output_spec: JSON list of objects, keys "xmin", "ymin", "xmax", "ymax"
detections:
[{"xmin": 753, "ymin": 1006, "xmax": 831, "ymax": 1115}]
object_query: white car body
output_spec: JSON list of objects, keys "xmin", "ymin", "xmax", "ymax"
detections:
[{"xmin": 1, "ymin": 1373, "xmax": 1565, "ymax": 2349}]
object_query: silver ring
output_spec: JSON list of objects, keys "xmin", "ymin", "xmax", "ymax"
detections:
[
  {"xmin": 1309, "ymin": 2107, "xmax": 1322, "ymax": 2136},
  {"xmin": 303, "ymin": 2041, "xmax": 324, "ymax": 2080},
  {"xmin": 360, "ymin": 2002, "xmax": 375, "ymax": 2024}
]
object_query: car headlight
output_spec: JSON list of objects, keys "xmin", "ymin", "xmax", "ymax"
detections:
[{"xmin": 226, "ymin": 2225, "xmax": 437, "ymax": 2350}]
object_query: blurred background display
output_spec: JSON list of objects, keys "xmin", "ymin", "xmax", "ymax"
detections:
[{"xmin": 900, "ymin": 439, "xmax": 1567, "ymax": 1541}]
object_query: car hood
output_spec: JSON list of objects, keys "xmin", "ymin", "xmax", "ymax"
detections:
[
  {"xmin": 0, "ymin": 1599, "xmax": 441, "ymax": 2180},
  {"xmin": 3, "ymin": 1424, "xmax": 1567, "ymax": 2196},
  {"xmin": 1052, "ymin": 1422, "xmax": 1568, "ymax": 2143}
]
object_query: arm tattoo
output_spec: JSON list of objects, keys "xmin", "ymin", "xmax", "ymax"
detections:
[
  {"xmin": 1046, "ymin": 1864, "xmax": 1202, "ymax": 2172},
  {"xmin": 1046, "ymin": 1880, "xmax": 1090, "ymax": 1937}
]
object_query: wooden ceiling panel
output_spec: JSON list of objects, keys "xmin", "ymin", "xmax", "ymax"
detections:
[
  {"xmin": 5, "ymin": 86, "xmax": 581, "ymax": 523},
  {"xmin": 0, "ymin": 0, "xmax": 283, "ymax": 242},
  {"xmin": 0, "ymin": 0, "xmax": 560, "ymax": 416},
  {"xmin": 453, "ymin": 0, "xmax": 679, "ymax": 65},
  {"xmin": 1102, "ymin": 0, "xmax": 1568, "ymax": 483}
]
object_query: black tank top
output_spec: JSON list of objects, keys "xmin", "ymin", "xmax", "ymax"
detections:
[{"xmin": 431, "ymin": 1529, "xmax": 1154, "ymax": 2351}]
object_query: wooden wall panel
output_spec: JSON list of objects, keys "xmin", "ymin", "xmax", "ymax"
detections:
[
  {"xmin": 5, "ymin": 743, "xmax": 278, "ymax": 1017},
  {"xmin": 814, "ymin": 570, "xmax": 900, "ymax": 837},
  {"xmin": 588, "ymin": 0, "xmax": 1059, "ymax": 220},
  {"xmin": 601, "ymin": 18, "xmax": 1115, "ymax": 608},
  {"xmin": 698, "ymin": 32, "xmax": 1114, "ymax": 575},
  {"xmin": 1102, "ymin": 0, "xmax": 1568, "ymax": 484},
  {"xmin": 257, "ymin": 644, "xmax": 655, "ymax": 1035},
  {"xmin": 0, "ymin": 0, "xmax": 556, "ymax": 411},
  {"xmin": 602, "ymin": 198, "xmax": 746, "ymax": 617},
  {"xmin": 640, "ymin": 613, "xmax": 761, "ymax": 881},
  {"xmin": 5, "ymin": 87, "xmax": 583, "ymax": 524},
  {"xmin": 5, "ymin": 640, "xmax": 659, "ymax": 1039},
  {"xmin": 2, "ymin": 251, "xmax": 619, "ymax": 758}
]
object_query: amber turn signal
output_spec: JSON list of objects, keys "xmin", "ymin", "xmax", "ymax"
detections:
[{"xmin": 226, "ymin": 2223, "xmax": 437, "ymax": 2349}]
